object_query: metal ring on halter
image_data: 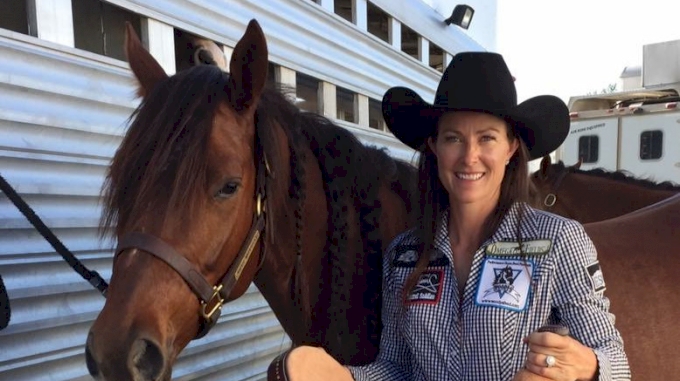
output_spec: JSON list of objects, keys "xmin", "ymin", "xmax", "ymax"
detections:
[
  {"xmin": 544, "ymin": 193, "xmax": 557, "ymax": 207},
  {"xmin": 545, "ymin": 355, "xmax": 556, "ymax": 368}
]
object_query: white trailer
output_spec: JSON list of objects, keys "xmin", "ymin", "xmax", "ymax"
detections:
[{"xmin": 556, "ymin": 39, "xmax": 680, "ymax": 184}]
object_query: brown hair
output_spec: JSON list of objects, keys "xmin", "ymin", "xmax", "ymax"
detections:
[{"xmin": 402, "ymin": 118, "xmax": 534, "ymax": 304}]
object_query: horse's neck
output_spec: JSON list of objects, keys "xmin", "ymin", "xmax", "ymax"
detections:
[
  {"xmin": 568, "ymin": 173, "xmax": 677, "ymax": 218},
  {"xmin": 253, "ymin": 139, "xmax": 327, "ymax": 346}
]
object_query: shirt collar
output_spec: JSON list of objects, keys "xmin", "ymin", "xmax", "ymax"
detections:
[{"xmin": 433, "ymin": 202, "xmax": 540, "ymax": 256}]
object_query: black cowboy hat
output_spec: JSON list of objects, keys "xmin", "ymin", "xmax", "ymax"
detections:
[{"xmin": 382, "ymin": 52, "xmax": 569, "ymax": 160}]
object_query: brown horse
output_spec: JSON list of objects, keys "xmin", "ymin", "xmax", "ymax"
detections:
[
  {"xmin": 584, "ymin": 193, "xmax": 680, "ymax": 381},
  {"xmin": 531, "ymin": 155, "xmax": 679, "ymax": 223},
  {"xmin": 85, "ymin": 20, "xmax": 417, "ymax": 380}
]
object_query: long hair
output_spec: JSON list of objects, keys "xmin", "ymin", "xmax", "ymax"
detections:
[{"xmin": 402, "ymin": 120, "xmax": 533, "ymax": 303}]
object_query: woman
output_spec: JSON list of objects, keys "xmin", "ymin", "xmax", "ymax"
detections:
[{"xmin": 268, "ymin": 52, "xmax": 630, "ymax": 381}]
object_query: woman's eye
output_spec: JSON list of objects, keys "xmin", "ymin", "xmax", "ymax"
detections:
[
  {"xmin": 215, "ymin": 181, "xmax": 240, "ymax": 199},
  {"xmin": 481, "ymin": 135, "xmax": 496, "ymax": 142}
]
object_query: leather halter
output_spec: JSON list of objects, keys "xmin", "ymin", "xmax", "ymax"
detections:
[{"xmin": 114, "ymin": 151, "xmax": 270, "ymax": 339}]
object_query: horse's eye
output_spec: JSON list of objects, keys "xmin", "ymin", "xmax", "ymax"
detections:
[{"xmin": 216, "ymin": 181, "xmax": 240, "ymax": 199}]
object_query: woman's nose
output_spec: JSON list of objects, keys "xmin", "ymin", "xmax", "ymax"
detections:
[{"xmin": 462, "ymin": 142, "xmax": 479, "ymax": 164}]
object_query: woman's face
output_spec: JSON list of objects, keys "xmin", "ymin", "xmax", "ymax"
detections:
[{"xmin": 428, "ymin": 111, "xmax": 519, "ymax": 208}]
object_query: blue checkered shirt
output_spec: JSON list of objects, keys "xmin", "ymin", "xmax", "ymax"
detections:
[{"xmin": 347, "ymin": 203, "xmax": 630, "ymax": 381}]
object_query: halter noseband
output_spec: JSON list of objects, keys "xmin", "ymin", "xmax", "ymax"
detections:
[{"xmin": 114, "ymin": 152, "xmax": 270, "ymax": 339}]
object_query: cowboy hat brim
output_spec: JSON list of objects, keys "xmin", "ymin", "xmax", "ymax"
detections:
[{"xmin": 382, "ymin": 87, "xmax": 570, "ymax": 160}]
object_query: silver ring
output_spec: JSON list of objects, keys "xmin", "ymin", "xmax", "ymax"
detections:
[{"xmin": 545, "ymin": 355, "xmax": 556, "ymax": 368}]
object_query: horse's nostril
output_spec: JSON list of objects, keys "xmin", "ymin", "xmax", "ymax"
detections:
[
  {"xmin": 130, "ymin": 338, "xmax": 165, "ymax": 380},
  {"xmin": 85, "ymin": 332, "xmax": 99, "ymax": 377}
]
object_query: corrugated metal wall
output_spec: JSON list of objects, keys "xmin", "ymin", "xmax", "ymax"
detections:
[{"xmin": 0, "ymin": 1, "xmax": 486, "ymax": 379}]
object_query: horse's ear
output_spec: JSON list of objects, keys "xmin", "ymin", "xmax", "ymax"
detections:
[
  {"xmin": 228, "ymin": 19, "xmax": 268, "ymax": 113},
  {"xmin": 573, "ymin": 157, "xmax": 583, "ymax": 170},
  {"xmin": 124, "ymin": 22, "xmax": 168, "ymax": 98},
  {"xmin": 539, "ymin": 155, "xmax": 552, "ymax": 178}
]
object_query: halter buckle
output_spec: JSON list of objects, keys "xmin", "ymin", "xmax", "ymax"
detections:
[
  {"xmin": 256, "ymin": 193, "xmax": 265, "ymax": 216},
  {"xmin": 200, "ymin": 284, "xmax": 224, "ymax": 320}
]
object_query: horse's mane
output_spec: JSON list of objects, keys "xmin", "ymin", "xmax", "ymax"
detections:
[
  {"xmin": 257, "ymin": 85, "xmax": 412, "ymax": 349},
  {"xmin": 101, "ymin": 64, "xmax": 414, "ymax": 351},
  {"xmin": 552, "ymin": 160, "xmax": 680, "ymax": 191}
]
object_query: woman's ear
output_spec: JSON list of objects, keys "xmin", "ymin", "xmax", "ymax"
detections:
[
  {"xmin": 427, "ymin": 137, "xmax": 437, "ymax": 155},
  {"xmin": 508, "ymin": 138, "xmax": 519, "ymax": 161}
]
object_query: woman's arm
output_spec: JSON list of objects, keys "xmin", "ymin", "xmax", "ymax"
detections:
[{"xmin": 528, "ymin": 220, "xmax": 631, "ymax": 381}]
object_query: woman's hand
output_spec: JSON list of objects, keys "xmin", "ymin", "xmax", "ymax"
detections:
[{"xmin": 522, "ymin": 331, "xmax": 598, "ymax": 381}]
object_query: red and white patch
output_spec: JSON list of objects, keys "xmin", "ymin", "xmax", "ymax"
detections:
[{"xmin": 407, "ymin": 269, "xmax": 444, "ymax": 305}]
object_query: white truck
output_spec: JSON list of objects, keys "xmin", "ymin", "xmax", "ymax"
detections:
[{"xmin": 555, "ymin": 40, "xmax": 680, "ymax": 184}]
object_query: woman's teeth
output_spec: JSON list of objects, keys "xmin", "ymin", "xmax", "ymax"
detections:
[{"xmin": 456, "ymin": 172, "xmax": 484, "ymax": 180}]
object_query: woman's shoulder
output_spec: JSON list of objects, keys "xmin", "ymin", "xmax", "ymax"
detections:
[
  {"xmin": 383, "ymin": 229, "xmax": 421, "ymax": 265},
  {"xmin": 523, "ymin": 204, "xmax": 585, "ymax": 232},
  {"xmin": 385, "ymin": 229, "xmax": 419, "ymax": 254},
  {"xmin": 521, "ymin": 205, "xmax": 593, "ymax": 250}
]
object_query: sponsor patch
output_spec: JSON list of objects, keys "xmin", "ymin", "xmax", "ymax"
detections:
[
  {"xmin": 475, "ymin": 258, "xmax": 533, "ymax": 312},
  {"xmin": 393, "ymin": 245, "xmax": 448, "ymax": 267},
  {"xmin": 407, "ymin": 269, "xmax": 444, "ymax": 305},
  {"xmin": 586, "ymin": 261, "xmax": 606, "ymax": 293},
  {"xmin": 485, "ymin": 240, "xmax": 552, "ymax": 256}
]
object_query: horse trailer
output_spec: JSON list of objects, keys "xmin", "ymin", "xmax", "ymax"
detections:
[{"xmin": 556, "ymin": 39, "xmax": 680, "ymax": 184}]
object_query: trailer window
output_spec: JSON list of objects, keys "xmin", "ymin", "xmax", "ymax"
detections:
[
  {"xmin": 0, "ymin": 0, "xmax": 29, "ymax": 35},
  {"xmin": 369, "ymin": 98, "xmax": 386, "ymax": 131},
  {"xmin": 640, "ymin": 130, "xmax": 663, "ymax": 160},
  {"xmin": 296, "ymin": 72, "xmax": 320, "ymax": 113},
  {"xmin": 337, "ymin": 86, "xmax": 357, "ymax": 123},
  {"xmin": 578, "ymin": 135, "xmax": 599, "ymax": 163},
  {"xmin": 367, "ymin": 2, "xmax": 389, "ymax": 43},
  {"xmin": 72, "ymin": 0, "xmax": 141, "ymax": 61}
]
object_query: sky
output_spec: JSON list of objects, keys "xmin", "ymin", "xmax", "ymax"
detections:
[
  {"xmin": 495, "ymin": 0, "xmax": 680, "ymax": 103},
  {"xmin": 425, "ymin": 0, "xmax": 680, "ymax": 104}
]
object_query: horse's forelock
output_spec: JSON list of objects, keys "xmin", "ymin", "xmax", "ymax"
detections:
[{"xmin": 100, "ymin": 66, "xmax": 230, "ymax": 238}]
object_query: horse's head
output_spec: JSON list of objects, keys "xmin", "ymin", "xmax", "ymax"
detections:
[
  {"xmin": 175, "ymin": 30, "xmax": 229, "ymax": 72},
  {"xmin": 530, "ymin": 155, "xmax": 580, "ymax": 218},
  {"xmin": 86, "ymin": 19, "xmax": 270, "ymax": 381}
]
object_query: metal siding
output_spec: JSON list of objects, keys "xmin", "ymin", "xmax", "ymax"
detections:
[{"xmin": 0, "ymin": 0, "xmax": 489, "ymax": 379}]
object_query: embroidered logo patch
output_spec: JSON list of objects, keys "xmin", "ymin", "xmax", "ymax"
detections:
[
  {"xmin": 407, "ymin": 269, "xmax": 444, "ymax": 304},
  {"xmin": 485, "ymin": 240, "xmax": 552, "ymax": 256},
  {"xmin": 475, "ymin": 258, "xmax": 533, "ymax": 312},
  {"xmin": 586, "ymin": 261, "xmax": 606, "ymax": 293},
  {"xmin": 393, "ymin": 246, "xmax": 448, "ymax": 267},
  {"xmin": 394, "ymin": 247, "xmax": 419, "ymax": 266}
]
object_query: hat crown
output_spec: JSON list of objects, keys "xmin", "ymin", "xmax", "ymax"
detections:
[{"xmin": 434, "ymin": 52, "xmax": 517, "ymax": 111}]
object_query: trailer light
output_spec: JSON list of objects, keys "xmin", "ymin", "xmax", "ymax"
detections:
[
  {"xmin": 569, "ymin": 112, "xmax": 578, "ymax": 118},
  {"xmin": 665, "ymin": 102, "xmax": 677, "ymax": 109}
]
